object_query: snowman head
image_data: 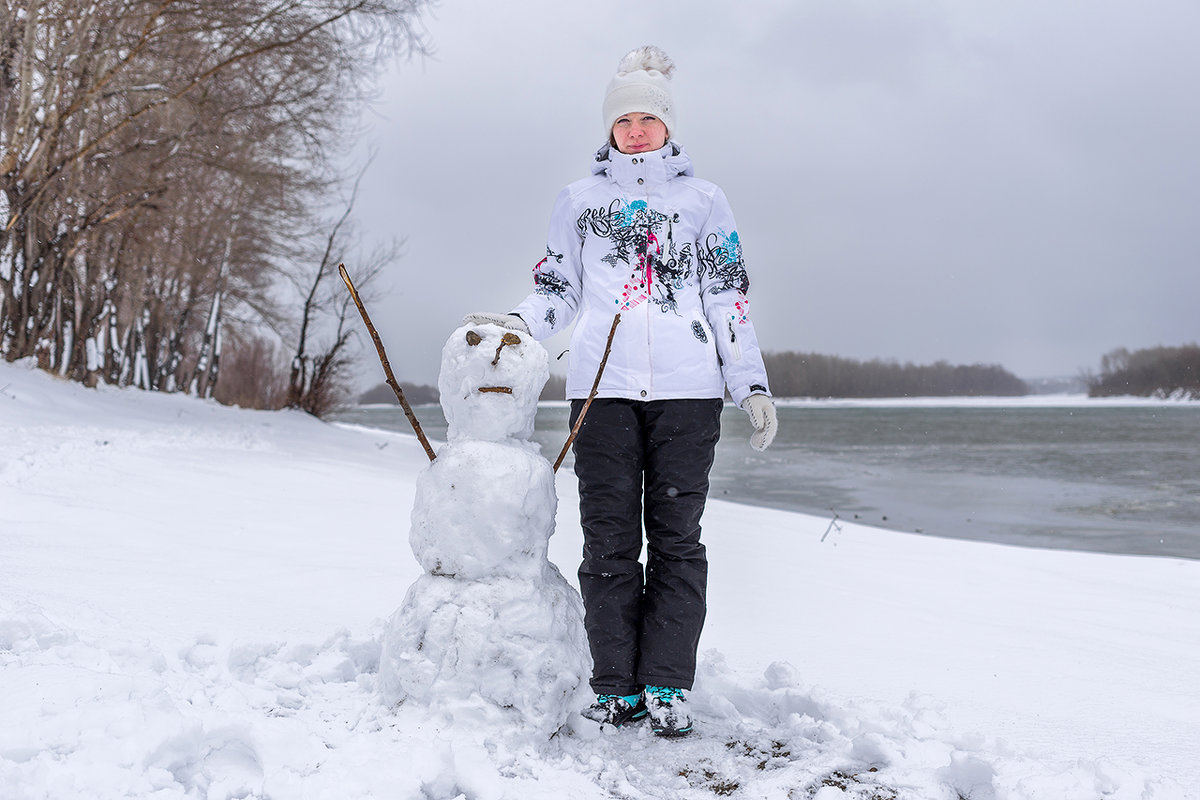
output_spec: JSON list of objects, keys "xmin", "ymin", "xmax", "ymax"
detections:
[{"xmin": 438, "ymin": 323, "xmax": 549, "ymax": 442}]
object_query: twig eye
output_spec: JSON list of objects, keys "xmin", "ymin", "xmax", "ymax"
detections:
[
  {"xmin": 492, "ymin": 332, "xmax": 522, "ymax": 365},
  {"xmin": 465, "ymin": 331, "xmax": 482, "ymax": 346}
]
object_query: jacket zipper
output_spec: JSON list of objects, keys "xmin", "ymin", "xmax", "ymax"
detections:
[{"xmin": 644, "ymin": 228, "xmax": 657, "ymax": 397}]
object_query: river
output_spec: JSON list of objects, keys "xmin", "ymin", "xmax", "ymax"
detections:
[{"xmin": 332, "ymin": 398, "xmax": 1200, "ymax": 560}]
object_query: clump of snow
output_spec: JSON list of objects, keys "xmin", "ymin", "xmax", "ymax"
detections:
[
  {"xmin": 379, "ymin": 325, "xmax": 589, "ymax": 740},
  {"xmin": 2, "ymin": 356, "xmax": 1197, "ymax": 799}
]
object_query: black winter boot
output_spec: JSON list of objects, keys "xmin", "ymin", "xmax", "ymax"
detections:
[
  {"xmin": 644, "ymin": 685, "xmax": 692, "ymax": 737},
  {"xmin": 581, "ymin": 693, "xmax": 647, "ymax": 728}
]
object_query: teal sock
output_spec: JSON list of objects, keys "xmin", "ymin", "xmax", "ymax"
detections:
[{"xmin": 622, "ymin": 693, "xmax": 641, "ymax": 705}]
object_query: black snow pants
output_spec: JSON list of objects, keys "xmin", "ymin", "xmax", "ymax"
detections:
[{"xmin": 568, "ymin": 397, "xmax": 724, "ymax": 695}]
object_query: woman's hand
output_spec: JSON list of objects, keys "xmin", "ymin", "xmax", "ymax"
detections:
[
  {"xmin": 740, "ymin": 394, "xmax": 777, "ymax": 451},
  {"xmin": 461, "ymin": 312, "xmax": 530, "ymax": 335}
]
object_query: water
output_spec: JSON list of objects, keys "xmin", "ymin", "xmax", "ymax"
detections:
[{"xmin": 331, "ymin": 402, "xmax": 1200, "ymax": 560}]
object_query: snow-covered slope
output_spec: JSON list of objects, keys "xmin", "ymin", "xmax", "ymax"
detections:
[{"xmin": 2, "ymin": 358, "xmax": 1196, "ymax": 799}]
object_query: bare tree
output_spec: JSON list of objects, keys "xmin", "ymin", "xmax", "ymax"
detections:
[
  {"xmin": 2, "ymin": 0, "xmax": 431, "ymax": 408},
  {"xmin": 1088, "ymin": 344, "xmax": 1200, "ymax": 399},
  {"xmin": 285, "ymin": 156, "xmax": 401, "ymax": 415}
]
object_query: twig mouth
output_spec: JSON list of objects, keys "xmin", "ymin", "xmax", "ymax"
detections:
[{"xmin": 478, "ymin": 386, "xmax": 513, "ymax": 394}]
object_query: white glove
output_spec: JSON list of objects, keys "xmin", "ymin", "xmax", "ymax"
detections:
[
  {"xmin": 740, "ymin": 393, "xmax": 777, "ymax": 451},
  {"xmin": 462, "ymin": 312, "xmax": 530, "ymax": 335}
]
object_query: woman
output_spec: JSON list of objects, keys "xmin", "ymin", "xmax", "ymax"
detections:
[{"xmin": 465, "ymin": 45, "xmax": 776, "ymax": 737}]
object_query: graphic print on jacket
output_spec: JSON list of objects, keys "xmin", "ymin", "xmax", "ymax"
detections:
[
  {"xmin": 576, "ymin": 198, "xmax": 695, "ymax": 315},
  {"xmin": 699, "ymin": 229, "xmax": 749, "ymax": 296},
  {"xmin": 532, "ymin": 247, "xmax": 569, "ymax": 327},
  {"xmin": 533, "ymin": 247, "xmax": 569, "ymax": 298},
  {"xmin": 699, "ymin": 227, "xmax": 752, "ymax": 353}
]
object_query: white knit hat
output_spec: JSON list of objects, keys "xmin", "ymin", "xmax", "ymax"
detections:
[{"xmin": 602, "ymin": 46, "xmax": 676, "ymax": 139}]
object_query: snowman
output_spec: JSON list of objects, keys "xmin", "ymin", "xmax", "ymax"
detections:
[{"xmin": 378, "ymin": 323, "xmax": 589, "ymax": 738}]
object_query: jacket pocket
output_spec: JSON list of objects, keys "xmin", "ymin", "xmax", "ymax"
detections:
[{"xmin": 691, "ymin": 317, "xmax": 720, "ymax": 368}]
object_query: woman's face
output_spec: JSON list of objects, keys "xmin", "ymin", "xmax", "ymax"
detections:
[{"xmin": 611, "ymin": 113, "xmax": 668, "ymax": 155}]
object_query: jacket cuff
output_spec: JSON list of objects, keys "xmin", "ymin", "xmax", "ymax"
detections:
[
  {"xmin": 510, "ymin": 299, "xmax": 550, "ymax": 340},
  {"xmin": 731, "ymin": 384, "xmax": 770, "ymax": 407}
]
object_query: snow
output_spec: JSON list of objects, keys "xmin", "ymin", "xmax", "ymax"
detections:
[{"xmin": 2, "ymin": 355, "xmax": 1198, "ymax": 799}]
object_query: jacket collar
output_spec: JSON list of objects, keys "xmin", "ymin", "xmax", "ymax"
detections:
[{"xmin": 592, "ymin": 141, "xmax": 694, "ymax": 189}]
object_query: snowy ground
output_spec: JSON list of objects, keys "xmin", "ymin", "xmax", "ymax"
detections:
[{"xmin": 2, "ymin": 357, "xmax": 1197, "ymax": 799}]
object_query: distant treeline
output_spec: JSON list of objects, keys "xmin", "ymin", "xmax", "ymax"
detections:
[
  {"xmin": 1087, "ymin": 345, "xmax": 1200, "ymax": 399},
  {"xmin": 359, "ymin": 382, "xmax": 439, "ymax": 406},
  {"xmin": 360, "ymin": 357, "xmax": 1027, "ymax": 404},
  {"xmin": 762, "ymin": 352, "xmax": 1028, "ymax": 398}
]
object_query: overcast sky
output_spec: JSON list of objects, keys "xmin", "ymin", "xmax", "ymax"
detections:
[{"xmin": 346, "ymin": 0, "xmax": 1200, "ymax": 388}]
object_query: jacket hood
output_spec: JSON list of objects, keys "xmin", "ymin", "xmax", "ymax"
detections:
[{"xmin": 591, "ymin": 141, "xmax": 694, "ymax": 179}]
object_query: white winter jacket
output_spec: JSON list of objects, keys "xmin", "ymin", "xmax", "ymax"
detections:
[{"xmin": 512, "ymin": 142, "xmax": 771, "ymax": 407}]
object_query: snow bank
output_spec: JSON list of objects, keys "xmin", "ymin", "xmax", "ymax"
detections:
[{"xmin": 2, "ymin": 358, "xmax": 1197, "ymax": 799}]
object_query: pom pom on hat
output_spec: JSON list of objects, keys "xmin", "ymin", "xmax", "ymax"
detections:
[
  {"xmin": 603, "ymin": 45, "xmax": 677, "ymax": 139},
  {"xmin": 616, "ymin": 46, "xmax": 675, "ymax": 79}
]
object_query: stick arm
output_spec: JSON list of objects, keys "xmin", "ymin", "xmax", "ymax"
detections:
[{"xmin": 339, "ymin": 263, "xmax": 437, "ymax": 462}]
